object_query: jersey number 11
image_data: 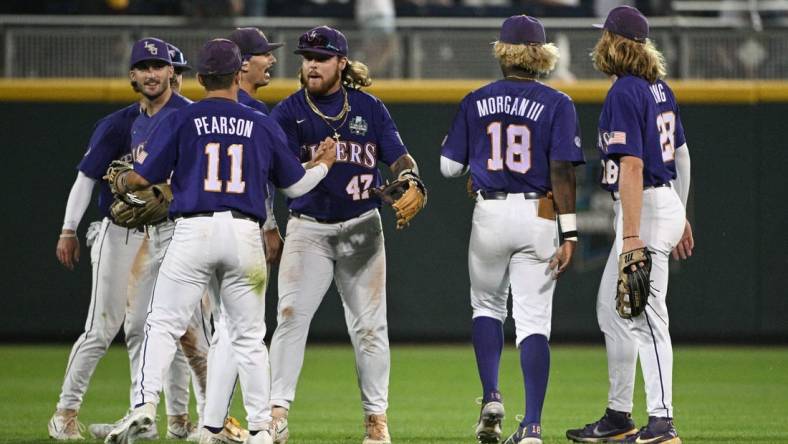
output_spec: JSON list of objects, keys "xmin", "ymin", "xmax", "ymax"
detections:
[{"xmin": 204, "ymin": 142, "xmax": 246, "ymax": 194}]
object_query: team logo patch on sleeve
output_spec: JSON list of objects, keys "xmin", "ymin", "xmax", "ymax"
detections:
[{"xmin": 349, "ymin": 116, "xmax": 368, "ymax": 136}]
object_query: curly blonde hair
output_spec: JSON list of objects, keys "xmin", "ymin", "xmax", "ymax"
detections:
[
  {"xmin": 342, "ymin": 60, "xmax": 372, "ymax": 89},
  {"xmin": 591, "ymin": 30, "xmax": 666, "ymax": 83},
  {"xmin": 493, "ymin": 41, "xmax": 559, "ymax": 76}
]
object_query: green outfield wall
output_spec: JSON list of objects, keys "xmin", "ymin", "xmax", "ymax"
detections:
[{"xmin": 3, "ymin": 80, "xmax": 786, "ymax": 343}]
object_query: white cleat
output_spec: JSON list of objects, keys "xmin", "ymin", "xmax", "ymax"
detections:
[
  {"xmin": 476, "ymin": 401, "xmax": 505, "ymax": 444},
  {"xmin": 105, "ymin": 403, "xmax": 157, "ymax": 444},
  {"xmin": 49, "ymin": 409, "xmax": 86, "ymax": 440},
  {"xmin": 198, "ymin": 428, "xmax": 230, "ymax": 444},
  {"xmin": 90, "ymin": 421, "xmax": 158, "ymax": 440},
  {"xmin": 269, "ymin": 408, "xmax": 289, "ymax": 444},
  {"xmin": 363, "ymin": 413, "xmax": 391, "ymax": 444},
  {"xmin": 245, "ymin": 430, "xmax": 274, "ymax": 444},
  {"xmin": 167, "ymin": 414, "xmax": 196, "ymax": 440}
]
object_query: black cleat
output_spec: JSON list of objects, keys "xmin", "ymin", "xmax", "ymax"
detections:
[
  {"xmin": 622, "ymin": 417, "xmax": 681, "ymax": 444},
  {"xmin": 566, "ymin": 409, "xmax": 638, "ymax": 442}
]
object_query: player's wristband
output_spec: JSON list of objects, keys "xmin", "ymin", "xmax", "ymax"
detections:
[
  {"xmin": 59, "ymin": 232, "xmax": 77, "ymax": 239},
  {"xmin": 558, "ymin": 213, "xmax": 578, "ymax": 242}
]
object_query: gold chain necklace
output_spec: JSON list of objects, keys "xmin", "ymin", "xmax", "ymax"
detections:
[
  {"xmin": 304, "ymin": 87, "xmax": 351, "ymax": 141},
  {"xmin": 505, "ymin": 74, "xmax": 537, "ymax": 81}
]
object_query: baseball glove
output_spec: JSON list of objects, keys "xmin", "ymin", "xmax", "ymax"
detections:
[
  {"xmin": 110, "ymin": 184, "xmax": 173, "ymax": 228},
  {"xmin": 372, "ymin": 170, "xmax": 427, "ymax": 229},
  {"xmin": 616, "ymin": 247, "xmax": 652, "ymax": 319},
  {"xmin": 104, "ymin": 160, "xmax": 133, "ymax": 196}
]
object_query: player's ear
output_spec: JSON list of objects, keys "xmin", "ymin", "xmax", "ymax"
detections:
[
  {"xmin": 128, "ymin": 70, "xmax": 136, "ymax": 83},
  {"xmin": 338, "ymin": 56, "xmax": 348, "ymax": 71},
  {"xmin": 197, "ymin": 73, "xmax": 206, "ymax": 88},
  {"xmin": 241, "ymin": 60, "xmax": 250, "ymax": 74}
]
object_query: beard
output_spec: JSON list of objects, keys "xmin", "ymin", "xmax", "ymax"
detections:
[
  {"xmin": 303, "ymin": 67, "xmax": 342, "ymax": 96},
  {"xmin": 141, "ymin": 79, "xmax": 168, "ymax": 101}
]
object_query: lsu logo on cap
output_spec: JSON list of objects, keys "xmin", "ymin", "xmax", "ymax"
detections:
[{"xmin": 144, "ymin": 41, "xmax": 158, "ymax": 55}]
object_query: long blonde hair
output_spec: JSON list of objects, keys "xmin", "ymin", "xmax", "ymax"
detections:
[
  {"xmin": 493, "ymin": 41, "xmax": 559, "ymax": 76},
  {"xmin": 342, "ymin": 59, "xmax": 372, "ymax": 89},
  {"xmin": 591, "ymin": 30, "xmax": 666, "ymax": 83}
]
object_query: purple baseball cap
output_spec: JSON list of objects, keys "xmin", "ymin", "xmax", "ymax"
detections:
[
  {"xmin": 294, "ymin": 26, "xmax": 348, "ymax": 57},
  {"xmin": 498, "ymin": 15, "xmax": 546, "ymax": 45},
  {"xmin": 166, "ymin": 43, "xmax": 191, "ymax": 72},
  {"xmin": 228, "ymin": 27, "xmax": 283, "ymax": 58},
  {"xmin": 197, "ymin": 39, "xmax": 242, "ymax": 75},
  {"xmin": 594, "ymin": 5, "xmax": 649, "ymax": 42},
  {"xmin": 129, "ymin": 37, "xmax": 171, "ymax": 69}
]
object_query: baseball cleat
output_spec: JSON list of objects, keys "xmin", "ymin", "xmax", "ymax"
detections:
[
  {"xmin": 503, "ymin": 422, "xmax": 542, "ymax": 444},
  {"xmin": 566, "ymin": 408, "xmax": 638, "ymax": 442},
  {"xmin": 246, "ymin": 430, "xmax": 274, "ymax": 444},
  {"xmin": 475, "ymin": 400, "xmax": 505, "ymax": 443},
  {"xmin": 363, "ymin": 413, "xmax": 391, "ymax": 444},
  {"xmin": 622, "ymin": 417, "xmax": 681, "ymax": 444},
  {"xmin": 166, "ymin": 414, "xmax": 196, "ymax": 440},
  {"xmin": 269, "ymin": 408, "xmax": 289, "ymax": 444},
  {"xmin": 105, "ymin": 403, "xmax": 156, "ymax": 444},
  {"xmin": 48, "ymin": 409, "xmax": 86, "ymax": 440},
  {"xmin": 90, "ymin": 421, "xmax": 158, "ymax": 440}
]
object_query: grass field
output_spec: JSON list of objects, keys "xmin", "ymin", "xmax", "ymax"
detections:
[{"xmin": 1, "ymin": 344, "xmax": 786, "ymax": 443}]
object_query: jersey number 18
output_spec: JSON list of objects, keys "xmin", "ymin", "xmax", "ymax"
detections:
[{"xmin": 486, "ymin": 121, "xmax": 532, "ymax": 174}]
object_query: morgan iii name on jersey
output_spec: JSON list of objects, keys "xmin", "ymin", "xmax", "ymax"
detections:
[
  {"xmin": 441, "ymin": 79, "xmax": 585, "ymax": 194},
  {"xmin": 134, "ymin": 97, "xmax": 305, "ymax": 221},
  {"xmin": 77, "ymin": 103, "xmax": 141, "ymax": 218},
  {"xmin": 271, "ymin": 87, "xmax": 408, "ymax": 221},
  {"xmin": 597, "ymin": 75, "xmax": 686, "ymax": 192}
]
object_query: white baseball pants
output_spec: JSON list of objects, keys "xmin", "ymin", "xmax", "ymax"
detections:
[
  {"xmin": 133, "ymin": 212, "xmax": 271, "ymax": 430},
  {"xmin": 469, "ymin": 195, "xmax": 558, "ymax": 345},
  {"xmin": 597, "ymin": 186, "xmax": 685, "ymax": 418},
  {"xmin": 269, "ymin": 209, "xmax": 390, "ymax": 415}
]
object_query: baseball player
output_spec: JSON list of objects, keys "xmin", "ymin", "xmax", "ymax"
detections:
[
  {"xmin": 199, "ymin": 27, "xmax": 285, "ymax": 436},
  {"xmin": 49, "ymin": 37, "xmax": 194, "ymax": 441},
  {"xmin": 266, "ymin": 25, "xmax": 426, "ymax": 444},
  {"xmin": 103, "ymin": 38, "xmax": 338, "ymax": 444},
  {"xmin": 441, "ymin": 15, "xmax": 584, "ymax": 444},
  {"xmin": 565, "ymin": 6, "xmax": 693, "ymax": 444}
]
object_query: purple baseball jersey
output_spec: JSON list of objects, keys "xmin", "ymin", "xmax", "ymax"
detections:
[
  {"xmin": 271, "ymin": 87, "xmax": 408, "ymax": 220},
  {"xmin": 130, "ymin": 93, "xmax": 191, "ymax": 164},
  {"xmin": 597, "ymin": 75, "xmax": 686, "ymax": 192},
  {"xmin": 77, "ymin": 103, "xmax": 141, "ymax": 218},
  {"xmin": 134, "ymin": 97, "xmax": 305, "ymax": 221},
  {"xmin": 441, "ymin": 79, "xmax": 584, "ymax": 194},
  {"xmin": 238, "ymin": 88, "xmax": 270, "ymax": 114}
]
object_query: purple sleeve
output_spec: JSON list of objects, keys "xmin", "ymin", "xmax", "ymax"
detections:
[
  {"xmin": 440, "ymin": 96, "xmax": 469, "ymax": 165},
  {"xmin": 133, "ymin": 113, "xmax": 179, "ymax": 184},
  {"xmin": 77, "ymin": 118, "xmax": 124, "ymax": 179},
  {"xmin": 375, "ymin": 101, "xmax": 408, "ymax": 166},
  {"xmin": 605, "ymin": 90, "xmax": 643, "ymax": 158},
  {"xmin": 270, "ymin": 101, "xmax": 301, "ymax": 157},
  {"xmin": 550, "ymin": 96, "xmax": 585, "ymax": 164},
  {"xmin": 267, "ymin": 121, "xmax": 306, "ymax": 189}
]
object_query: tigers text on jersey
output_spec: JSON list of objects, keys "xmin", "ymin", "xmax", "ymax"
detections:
[
  {"xmin": 271, "ymin": 87, "xmax": 408, "ymax": 221},
  {"xmin": 441, "ymin": 79, "xmax": 584, "ymax": 194},
  {"xmin": 133, "ymin": 97, "xmax": 306, "ymax": 221},
  {"xmin": 77, "ymin": 103, "xmax": 141, "ymax": 218},
  {"xmin": 597, "ymin": 75, "xmax": 686, "ymax": 192}
]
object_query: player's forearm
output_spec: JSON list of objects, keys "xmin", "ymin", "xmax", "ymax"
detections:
[
  {"xmin": 281, "ymin": 163, "xmax": 329, "ymax": 198},
  {"xmin": 390, "ymin": 154, "xmax": 419, "ymax": 178},
  {"xmin": 549, "ymin": 161, "xmax": 576, "ymax": 214},
  {"xmin": 619, "ymin": 155, "xmax": 644, "ymax": 238},
  {"xmin": 440, "ymin": 155, "xmax": 468, "ymax": 178},
  {"xmin": 124, "ymin": 171, "xmax": 152, "ymax": 192},
  {"xmin": 671, "ymin": 144, "xmax": 691, "ymax": 208},
  {"xmin": 62, "ymin": 172, "xmax": 96, "ymax": 231}
]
